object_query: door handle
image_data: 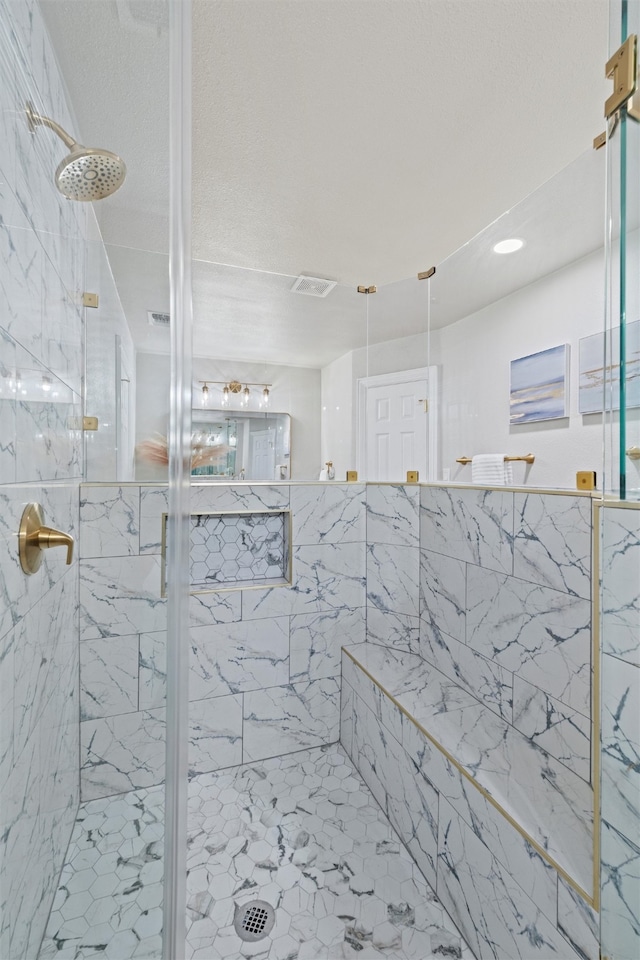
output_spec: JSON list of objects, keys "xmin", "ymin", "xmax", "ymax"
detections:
[{"xmin": 18, "ymin": 502, "xmax": 74, "ymax": 575}]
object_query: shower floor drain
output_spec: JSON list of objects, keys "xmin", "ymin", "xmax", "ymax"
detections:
[{"xmin": 234, "ymin": 899, "xmax": 276, "ymax": 941}]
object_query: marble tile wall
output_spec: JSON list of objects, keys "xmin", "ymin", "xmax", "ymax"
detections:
[
  {"xmin": 352, "ymin": 483, "xmax": 599, "ymax": 958},
  {"xmin": 78, "ymin": 482, "xmax": 366, "ymax": 801},
  {"xmin": 0, "ymin": 1, "xmax": 89, "ymax": 956},
  {"xmin": 600, "ymin": 504, "xmax": 640, "ymax": 960},
  {"xmin": 341, "ymin": 651, "xmax": 598, "ymax": 960},
  {"xmin": 417, "ymin": 487, "xmax": 594, "ymax": 786}
]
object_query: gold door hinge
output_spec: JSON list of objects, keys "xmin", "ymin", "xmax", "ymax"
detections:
[
  {"xmin": 346, "ymin": 470, "xmax": 358, "ymax": 481},
  {"xmin": 605, "ymin": 35, "xmax": 637, "ymax": 119},
  {"xmin": 83, "ymin": 416, "xmax": 99, "ymax": 431},
  {"xmin": 406, "ymin": 471, "xmax": 419, "ymax": 483},
  {"xmin": 83, "ymin": 292, "xmax": 99, "ymax": 308}
]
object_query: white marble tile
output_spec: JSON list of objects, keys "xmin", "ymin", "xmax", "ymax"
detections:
[
  {"xmin": 345, "ymin": 644, "xmax": 594, "ymax": 897},
  {"xmin": 419, "ymin": 622, "xmax": 513, "ymax": 722},
  {"xmin": 340, "ymin": 678, "xmax": 355, "ymax": 758},
  {"xmin": 342, "ymin": 650, "xmax": 404, "ymax": 745},
  {"xmin": 12, "ymin": 569, "xmax": 78, "ymax": 756},
  {"xmin": 366, "ymin": 483, "xmax": 420, "ymax": 547},
  {"xmin": 438, "ymin": 758, "xmax": 559, "ymax": 924},
  {"xmin": 513, "ymin": 675, "xmax": 590, "ymax": 782},
  {"xmin": 367, "ymin": 542, "xmax": 419, "ymax": 617},
  {"xmin": 0, "ymin": 626, "xmax": 15, "ymax": 791},
  {"xmin": 189, "ymin": 695, "xmax": 243, "ymax": 775},
  {"xmin": 188, "ymin": 590, "xmax": 242, "ymax": 627},
  {"xmin": 190, "ymin": 617, "xmax": 290, "ymax": 699},
  {"xmin": 80, "ymin": 709, "xmax": 166, "ymax": 800},
  {"xmin": 420, "ymin": 485, "xmax": 514, "ymax": 574},
  {"xmin": 138, "ymin": 486, "xmax": 168, "ymax": 555},
  {"xmin": 467, "ymin": 565, "xmax": 592, "ymax": 717},
  {"xmin": 600, "ymin": 819, "xmax": 640, "ymax": 960},
  {"xmin": 557, "ymin": 878, "xmax": 599, "ymax": 960},
  {"xmin": 366, "ymin": 607, "xmax": 420, "ymax": 654},
  {"xmin": 290, "ymin": 607, "xmax": 365, "ymax": 683},
  {"xmin": 243, "ymin": 678, "xmax": 340, "ymax": 761},
  {"xmin": 419, "ymin": 549, "xmax": 467, "ymax": 644},
  {"xmin": 514, "ymin": 493, "xmax": 592, "ymax": 600},
  {"xmin": 291, "ymin": 482, "xmax": 365, "ymax": 544},
  {"xmin": 437, "ymin": 798, "xmax": 581, "ymax": 959},
  {"xmin": 80, "ymin": 635, "xmax": 139, "ymax": 720},
  {"xmin": 351, "ymin": 686, "xmax": 439, "ymax": 889},
  {"xmin": 138, "ymin": 631, "xmax": 167, "ymax": 711},
  {"xmin": 601, "ymin": 653, "xmax": 640, "ymax": 840},
  {"xmin": 601, "ymin": 506, "xmax": 640, "ymax": 666},
  {"xmin": 0, "ymin": 327, "xmax": 17, "ymax": 483},
  {"xmin": 242, "ymin": 542, "xmax": 366, "ymax": 619},
  {"xmin": 80, "ymin": 555, "xmax": 166, "ymax": 641},
  {"xmin": 80, "ymin": 485, "xmax": 140, "ymax": 558}
]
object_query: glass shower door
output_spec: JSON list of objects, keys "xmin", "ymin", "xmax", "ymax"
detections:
[{"xmin": 600, "ymin": 2, "xmax": 640, "ymax": 959}]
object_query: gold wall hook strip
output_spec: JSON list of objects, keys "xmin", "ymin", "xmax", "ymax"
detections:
[{"xmin": 19, "ymin": 502, "xmax": 74, "ymax": 575}]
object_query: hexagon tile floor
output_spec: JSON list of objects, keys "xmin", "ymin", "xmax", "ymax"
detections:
[{"xmin": 39, "ymin": 744, "xmax": 472, "ymax": 960}]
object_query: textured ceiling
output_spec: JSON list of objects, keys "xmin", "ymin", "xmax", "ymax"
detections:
[{"xmin": 41, "ymin": 0, "xmax": 610, "ymax": 289}]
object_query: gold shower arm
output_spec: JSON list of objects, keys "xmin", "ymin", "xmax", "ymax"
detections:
[
  {"xmin": 19, "ymin": 503, "xmax": 74, "ymax": 575},
  {"xmin": 26, "ymin": 101, "xmax": 77, "ymax": 150},
  {"xmin": 456, "ymin": 454, "xmax": 535, "ymax": 465}
]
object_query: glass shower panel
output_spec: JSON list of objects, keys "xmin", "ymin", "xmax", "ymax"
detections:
[
  {"xmin": 609, "ymin": 0, "xmax": 640, "ymax": 500},
  {"xmin": 428, "ymin": 149, "xmax": 605, "ymax": 492},
  {"xmin": 600, "ymin": 5, "xmax": 640, "ymax": 960},
  {"xmin": 135, "ymin": 259, "xmax": 368, "ymax": 484},
  {"xmin": 0, "ymin": 1, "xmax": 192, "ymax": 958},
  {"xmin": 364, "ymin": 276, "xmax": 433, "ymax": 481}
]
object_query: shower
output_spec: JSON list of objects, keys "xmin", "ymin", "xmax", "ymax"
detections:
[{"xmin": 26, "ymin": 100, "xmax": 126, "ymax": 200}]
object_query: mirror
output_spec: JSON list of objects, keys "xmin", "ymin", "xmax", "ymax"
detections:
[{"xmin": 190, "ymin": 410, "xmax": 291, "ymax": 481}]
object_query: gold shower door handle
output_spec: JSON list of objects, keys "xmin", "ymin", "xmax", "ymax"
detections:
[{"xmin": 19, "ymin": 502, "xmax": 74, "ymax": 575}]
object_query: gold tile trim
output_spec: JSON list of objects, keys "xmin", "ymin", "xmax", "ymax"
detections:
[
  {"xmin": 343, "ymin": 645, "xmax": 597, "ymax": 907},
  {"xmin": 160, "ymin": 508, "xmax": 293, "ymax": 598},
  {"xmin": 592, "ymin": 500, "xmax": 602, "ymax": 913}
]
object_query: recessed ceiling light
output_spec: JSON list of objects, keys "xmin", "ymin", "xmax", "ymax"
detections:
[{"xmin": 493, "ymin": 238, "xmax": 525, "ymax": 254}]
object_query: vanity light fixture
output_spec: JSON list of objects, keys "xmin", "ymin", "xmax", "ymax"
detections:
[
  {"xmin": 492, "ymin": 238, "xmax": 524, "ymax": 254},
  {"xmin": 198, "ymin": 379, "xmax": 273, "ymax": 407}
]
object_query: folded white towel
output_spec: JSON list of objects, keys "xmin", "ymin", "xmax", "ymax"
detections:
[{"xmin": 471, "ymin": 454, "xmax": 512, "ymax": 486}]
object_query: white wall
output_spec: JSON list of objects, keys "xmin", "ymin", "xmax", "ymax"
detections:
[
  {"xmin": 432, "ymin": 248, "xmax": 605, "ymax": 490},
  {"xmin": 136, "ymin": 353, "xmax": 321, "ymax": 480},
  {"xmin": 322, "ymin": 244, "xmax": 636, "ymax": 490}
]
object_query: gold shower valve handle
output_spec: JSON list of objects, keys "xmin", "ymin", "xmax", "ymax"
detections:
[{"xmin": 19, "ymin": 502, "xmax": 74, "ymax": 575}]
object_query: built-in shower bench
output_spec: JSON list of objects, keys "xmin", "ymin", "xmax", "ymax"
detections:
[{"xmin": 340, "ymin": 642, "xmax": 594, "ymax": 900}]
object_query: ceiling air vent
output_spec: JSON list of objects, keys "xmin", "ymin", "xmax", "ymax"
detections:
[
  {"xmin": 290, "ymin": 275, "xmax": 337, "ymax": 298},
  {"xmin": 147, "ymin": 311, "xmax": 170, "ymax": 327}
]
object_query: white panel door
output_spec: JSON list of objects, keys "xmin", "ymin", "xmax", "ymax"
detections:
[
  {"xmin": 250, "ymin": 429, "xmax": 276, "ymax": 480},
  {"xmin": 365, "ymin": 378, "xmax": 427, "ymax": 481}
]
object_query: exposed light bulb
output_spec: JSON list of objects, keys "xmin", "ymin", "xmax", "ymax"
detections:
[
  {"xmin": 41, "ymin": 376, "xmax": 52, "ymax": 392},
  {"xmin": 201, "ymin": 383, "xmax": 209, "ymax": 405},
  {"xmin": 222, "ymin": 385, "xmax": 229, "ymax": 405},
  {"xmin": 263, "ymin": 386, "xmax": 270, "ymax": 404},
  {"xmin": 243, "ymin": 385, "xmax": 250, "ymax": 405}
]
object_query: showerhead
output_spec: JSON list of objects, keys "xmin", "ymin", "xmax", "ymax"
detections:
[{"xmin": 26, "ymin": 102, "xmax": 126, "ymax": 201}]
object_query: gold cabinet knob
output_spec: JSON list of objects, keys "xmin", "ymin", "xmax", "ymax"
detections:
[{"xmin": 18, "ymin": 503, "xmax": 74, "ymax": 575}]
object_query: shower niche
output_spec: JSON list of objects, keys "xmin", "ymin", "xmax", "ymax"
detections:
[{"xmin": 162, "ymin": 509, "xmax": 291, "ymax": 595}]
